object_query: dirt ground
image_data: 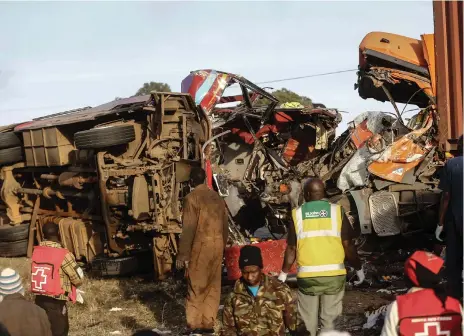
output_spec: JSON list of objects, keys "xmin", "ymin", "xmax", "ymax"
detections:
[
  {"xmin": 0, "ymin": 234, "xmax": 436, "ymax": 335},
  {"xmin": 0, "ymin": 256, "xmax": 398, "ymax": 336}
]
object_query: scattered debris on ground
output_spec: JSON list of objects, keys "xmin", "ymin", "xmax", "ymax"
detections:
[
  {"xmin": 152, "ymin": 328, "xmax": 172, "ymax": 335},
  {"xmin": 1, "ymin": 244, "xmax": 425, "ymax": 336},
  {"xmin": 363, "ymin": 304, "xmax": 389, "ymax": 331}
]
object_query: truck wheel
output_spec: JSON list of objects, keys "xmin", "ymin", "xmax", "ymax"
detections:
[
  {"xmin": 0, "ymin": 239, "xmax": 27, "ymax": 257},
  {"xmin": 0, "ymin": 147, "xmax": 23, "ymax": 165},
  {"xmin": 74, "ymin": 124, "xmax": 135, "ymax": 149},
  {"xmin": 0, "ymin": 132, "xmax": 21, "ymax": 149},
  {"xmin": 0, "ymin": 224, "xmax": 30, "ymax": 242},
  {"xmin": 89, "ymin": 256, "xmax": 139, "ymax": 276}
]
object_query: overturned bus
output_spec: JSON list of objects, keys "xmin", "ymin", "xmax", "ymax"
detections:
[{"xmin": 0, "ymin": 93, "xmax": 210, "ymax": 279}]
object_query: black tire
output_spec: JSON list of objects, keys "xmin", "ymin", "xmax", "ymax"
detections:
[
  {"xmin": 0, "ymin": 239, "xmax": 27, "ymax": 257},
  {"xmin": 0, "ymin": 132, "xmax": 21, "ymax": 149},
  {"xmin": 90, "ymin": 256, "xmax": 139, "ymax": 276},
  {"xmin": 0, "ymin": 224, "xmax": 30, "ymax": 242},
  {"xmin": 74, "ymin": 124, "xmax": 135, "ymax": 149},
  {"xmin": 0, "ymin": 147, "xmax": 23, "ymax": 165}
]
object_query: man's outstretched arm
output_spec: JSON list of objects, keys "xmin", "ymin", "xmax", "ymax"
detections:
[
  {"xmin": 439, "ymin": 191, "xmax": 450, "ymax": 227},
  {"xmin": 341, "ymin": 211, "xmax": 361, "ymax": 270},
  {"xmin": 341, "ymin": 210, "xmax": 365, "ymax": 285}
]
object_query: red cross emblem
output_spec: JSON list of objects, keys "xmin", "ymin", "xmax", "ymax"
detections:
[
  {"xmin": 414, "ymin": 322, "xmax": 450, "ymax": 336},
  {"xmin": 32, "ymin": 268, "xmax": 48, "ymax": 290}
]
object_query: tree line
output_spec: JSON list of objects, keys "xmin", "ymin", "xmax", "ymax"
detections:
[{"xmin": 116, "ymin": 81, "xmax": 319, "ymax": 108}]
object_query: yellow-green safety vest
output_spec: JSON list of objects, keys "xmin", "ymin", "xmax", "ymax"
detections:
[{"xmin": 292, "ymin": 200, "xmax": 346, "ymax": 278}]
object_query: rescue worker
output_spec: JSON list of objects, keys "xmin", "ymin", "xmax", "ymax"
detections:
[
  {"xmin": 0, "ymin": 268, "xmax": 52, "ymax": 336},
  {"xmin": 221, "ymin": 245, "xmax": 297, "ymax": 336},
  {"xmin": 436, "ymin": 134, "xmax": 463, "ymax": 299},
  {"xmin": 176, "ymin": 167, "xmax": 229, "ymax": 335},
  {"xmin": 278, "ymin": 178, "xmax": 364, "ymax": 336},
  {"xmin": 380, "ymin": 250, "xmax": 462, "ymax": 336},
  {"xmin": 31, "ymin": 222, "xmax": 84, "ymax": 336}
]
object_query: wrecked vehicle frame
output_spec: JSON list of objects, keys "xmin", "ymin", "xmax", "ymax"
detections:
[
  {"xmin": 0, "ymin": 64, "xmax": 445, "ymax": 280},
  {"xmin": 182, "ymin": 69, "xmax": 343, "ymax": 239},
  {"xmin": 0, "ymin": 92, "xmax": 210, "ymax": 280}
]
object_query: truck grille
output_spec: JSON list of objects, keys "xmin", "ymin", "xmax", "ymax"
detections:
[{"xmin": 369, "ymin": 192, "xmax": 401, "ymax": 236}]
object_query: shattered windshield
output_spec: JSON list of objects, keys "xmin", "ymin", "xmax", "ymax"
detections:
[{"xmin": 181, "ymin": 69, "xmax": 278, "ymax": 125}]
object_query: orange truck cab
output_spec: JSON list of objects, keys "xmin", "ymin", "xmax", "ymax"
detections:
[
  {"xmin": 357, "ymin": 0, "xmax": 463, "ymax": 152},
  {"xmin": 357, "ymin": 31, "xmax": 435, "ymax": 109}
]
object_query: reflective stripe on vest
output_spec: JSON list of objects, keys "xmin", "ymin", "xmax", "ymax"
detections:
[
  {"xmin": 298, "ymin": 263, "xmax": 345, "ymax": 273},
  {"xmin": 293, "ymin": 201, "xmax": 346, "ymax": 278}
]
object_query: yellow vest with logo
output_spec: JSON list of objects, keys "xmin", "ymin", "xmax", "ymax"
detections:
[{"xmin": 292, "ymin": 200, "xmax": 346, "ymax": 278}]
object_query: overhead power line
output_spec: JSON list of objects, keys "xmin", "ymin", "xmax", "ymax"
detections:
[
  {"xmin": 0, "ymin": 68, "xmax": 359, "ymax": 114},
  {"xmin": 255, "ymin": 69, "xmax": 358, "ymax": 85}
]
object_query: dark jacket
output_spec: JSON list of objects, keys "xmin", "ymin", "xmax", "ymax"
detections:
[{"xmin": 0, "ymin": 293, "xmax": 52, "ymax": 336}]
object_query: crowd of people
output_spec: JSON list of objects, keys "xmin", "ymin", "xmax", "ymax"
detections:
[
  {"xmin": 175, "ymin": 161, "xmax": 463, "ymax": 336},
  {"xmin": 0, "ymin": 138, "xmax": 462, "ymax": 336}
]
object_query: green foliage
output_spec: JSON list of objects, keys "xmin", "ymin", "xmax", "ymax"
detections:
[
  {"xmin": 272, "ymin": 88, "xmax": 313, "ymax": 107},
  {"xmin": 260, "ymin": 88, "xmax": 313, "ymax": 107},
  {"xmin": 135, "ymin": 82, "xmax": 172, "ymax": 96}
]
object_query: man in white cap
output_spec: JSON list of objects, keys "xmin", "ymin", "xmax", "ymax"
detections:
[{"xmin": 0, "ymin": 268, "xmax": 52, "ymax": 336}]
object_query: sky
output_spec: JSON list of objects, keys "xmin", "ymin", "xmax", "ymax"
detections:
[{"xmin": 0, "ymin": 1, "xmax": 434, "ymax": 133}]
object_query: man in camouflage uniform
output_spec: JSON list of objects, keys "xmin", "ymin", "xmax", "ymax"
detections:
[{"xmin": 221, "ymin": 245, "xmax": 297, "ymax": 336}]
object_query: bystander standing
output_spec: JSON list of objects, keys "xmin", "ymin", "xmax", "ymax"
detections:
[{"xmin": 0, "ymin": 268, "xmax": 52, "ymax": 336}]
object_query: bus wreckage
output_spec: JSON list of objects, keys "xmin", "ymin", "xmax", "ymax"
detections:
[{"xmin": 0, "ymin": 61, "xmax": 444, "ymax": 279}]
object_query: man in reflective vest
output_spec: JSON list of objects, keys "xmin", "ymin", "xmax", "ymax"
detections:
[
  {"xmin": 31, "ymin": 222, "xmax": 84, "ymax": 336},
  {"xmin": 278, "ymin": 178, "xmax": 364, "ymax": 336},
  {"xmin": 381, "ymin": 250, "xmax": 462, "ymax": 336}
]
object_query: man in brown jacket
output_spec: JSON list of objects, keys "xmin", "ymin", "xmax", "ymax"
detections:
[
  {"xmin": 0, "ymin": 268, "xmax": 52, "ymax": 336},
  {"xmin": 176, "ymin": 167, "xmax": 229, "ymax": 335}
]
